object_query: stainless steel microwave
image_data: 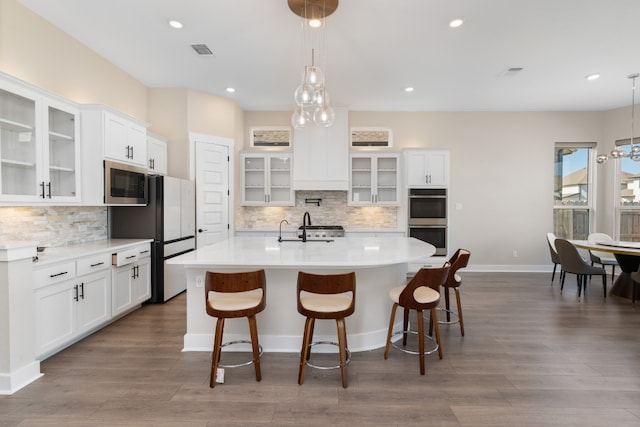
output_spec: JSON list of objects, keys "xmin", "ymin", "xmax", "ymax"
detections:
[{"xmin": 104, "ymin": 160, "xmax": 147, "ymax": 205}]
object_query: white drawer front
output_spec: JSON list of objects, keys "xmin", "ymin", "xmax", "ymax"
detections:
[
  {"xmin": 33, "ymin": 261, "xmax": 76, "ymax": 289},
  {"xmin": 136, "ymin": 244, "xmax": 151, "ymax": 258},
  {"xmin": 112, "ymin": 248, "xmax": 139, "ymax": 267},
  {"xmin": 77, "ymin": 253, "xmax": 112, "ymax": 276}
]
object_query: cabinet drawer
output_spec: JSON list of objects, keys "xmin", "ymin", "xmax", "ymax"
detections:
[
  {"xmin": 136, "ymin": 244, "xmax": 151, "ymax": 259},
  {"xmin": 112, "ymin": 248, "xmax": 139, "ymax": 267},
  {"xmin": 77, "ymin": 253, "xmax": 112, "ymax": 276},
  {"xmin": 33, "ymin": 261, "xmax": 76, "ymax": 289}
]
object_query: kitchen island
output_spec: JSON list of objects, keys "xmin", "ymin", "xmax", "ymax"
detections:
[{"xmin": 168, "ymin": 236, "xmax": 435, "ymax": 352}]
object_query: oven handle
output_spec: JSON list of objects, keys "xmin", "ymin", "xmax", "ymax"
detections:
[{"xmin": 409, "ymin": 195, "xmax": 447, "ymax": 199}]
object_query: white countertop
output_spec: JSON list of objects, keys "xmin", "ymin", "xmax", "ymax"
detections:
[
  {"xmin": 169, "ymin": 236, "xmax": 434, "ymax": 269},
  {"xmin": 31, "ymin": 238, "xmax": 153, "ymax": 267}
]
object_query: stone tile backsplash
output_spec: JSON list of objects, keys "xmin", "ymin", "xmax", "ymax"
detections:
[
  {"xmin": 0, "ymin": 207, "xmax": 107, "ymax": 247},
  {"xmin": 236, "ymin": 191, "xmax": 398, "ymax": 230}
]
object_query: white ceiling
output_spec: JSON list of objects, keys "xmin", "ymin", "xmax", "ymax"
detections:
[{"xmin": 18, "ymin": 0, "xmax": 640, "ymax": 112}]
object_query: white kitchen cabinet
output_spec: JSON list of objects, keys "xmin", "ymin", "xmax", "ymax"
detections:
[
  {"xmin": 405, "ymin": 149, "xmax": 450, "ymax": 187},
  {"xmin": 147, "ymin": 133, "xmax": 168, "ymax": 175},
  {"xmin": 0, "ymin": 73, "xmax": 80, "ymax": 204},
  {"xmin": 349, "ymin": 153, "xmax": 400, "ymax": 206},
  {"xmin": 34, "ymin": 254, "xmax": 112, "ymax": 359},
  {"xmin": 241, "ymin": 151, "xmax": 293, "ymax": 206},
  {"xmin": 292, "ymin": 107, "xmax": 349, "ymax": 190},
  {"xmin": 81, "ymin": 106, "xmax": 148, "ymax": 205},
  {"xmin": 112, "ymin": 243, "xmax": 151, "ymax": 317}
]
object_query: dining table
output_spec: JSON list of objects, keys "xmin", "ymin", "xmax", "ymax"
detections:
[{"xmin": 572, "ymin": 239, "xmax": 640, "ymax": 299}]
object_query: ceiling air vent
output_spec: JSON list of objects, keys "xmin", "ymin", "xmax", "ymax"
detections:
[{"xmin": 191, "ymin": 44, "xmax": 214, "ymax": 56}]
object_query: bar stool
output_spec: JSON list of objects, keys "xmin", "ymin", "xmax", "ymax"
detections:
[
  {"xmin": 296, "ymin": 271, "xmax": 356, "ymax": 388},
  {"xmin": 204, "ymin": 270, "xmax": 266, "ymax": 388},
  {"xmin": 384, "ymin": 263, "xmax": 450, "ymax": 375},
  {"xmin": 438, "ymin": 249, "xmax": 471, "ymax": 336}
]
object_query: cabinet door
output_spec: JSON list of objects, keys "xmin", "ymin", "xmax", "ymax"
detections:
[
  {"xmin": 128, "ymin": 123, "xmax": 147, "ymax": 166},
  {"xmin": 44, "ymin": 97, "xmax": 80, "ymax": 202},
  {"xmin": 104, "ymin": 112, "xmax": 129, "ymax": 162},
  {"xmin": 267, "ymin": 153, "xmax": 293, "ymax": 205},
  {"xmin": 133, "ymin": 257, "xmax": 151, "ymax": 304},
  {"xmin": 34, "ymin": 280, "xmax": 77, "ymax": 358},
  {"xmin": 241, "ymin": 154, "xmax": 267, "ymax": 205},
  {"xmin": 112, "ymin": 264, "xmax": 134, "ymax": 316},
  {"xmin": 0, "ymin": 79, "xmax": 41, "ymax": 201},
  {"xmin": 349, "ymin": 155, "xmax": 373, "ymax": 205},
  {"xmin": 77, "ymin": 270, "xmax": 112, "ymax": 335},
  {"xmin": 406, "ymin": 150, "xmax": 449, "ymax": 187},
  {"xmin": 375, "ymin": 155, "xmax": 399, "ymax": 204},
  {"xmin": 147, "ymin": 136, "xmax": 167, "ymax": 175}
]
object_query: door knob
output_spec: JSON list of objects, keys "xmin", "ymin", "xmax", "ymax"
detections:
[{"xmin": 198, "ymin": 228, "xmax": 208, "ymax": 233}]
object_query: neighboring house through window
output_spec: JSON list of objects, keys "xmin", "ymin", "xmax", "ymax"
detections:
[
  {"xmin": 616, "ymin": 140, "xmax": 640, "ymax": 241},
  {"xmin": 553, "ymin": 143, "xmax": 595, "ymax": 239}
]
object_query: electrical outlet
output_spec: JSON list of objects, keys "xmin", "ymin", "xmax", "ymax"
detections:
[
  {"xmin": 512, "ymin": 250, "xmax": 518, "ymax": 257},
  {"xmin": 195, "ymin": 276, "xmax": 204, "ymax": 288}
]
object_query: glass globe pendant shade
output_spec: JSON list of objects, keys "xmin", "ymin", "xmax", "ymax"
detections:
[
  {"xmin": 312, "ymin": 88, "xmax": 330, "ymax": 107},
  {"xmin": 291, "ymin": 107, "xmax": 311, "ymax": 129},
  {"xmin": 313, "ymin": 104, "xmax": 335, "ymax": 127},
  {"xmin": 610, "ymin": 148, "xmax": 626, "ymax": 158},
  {"xmin": 294, "ymin": 84, "xmax": 314, "ymax": 107},
  {"xmin": 596, "ymin": 154, "xmax": 608, "ymax": 164},
  {"xmin": 304, "ymin": 65, "xmax": 324, "ymax": 88}
]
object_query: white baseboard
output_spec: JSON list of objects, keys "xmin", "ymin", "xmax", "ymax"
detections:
[{"xmin": 0, "ymin": 361, "xmax": 42, "ymax": 395}]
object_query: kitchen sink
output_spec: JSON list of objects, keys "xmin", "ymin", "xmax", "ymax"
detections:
[{"xmin": 278, "ymin": 238, "xmax": 334, "ymax": 243}]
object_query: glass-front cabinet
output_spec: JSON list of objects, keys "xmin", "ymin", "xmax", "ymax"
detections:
[
  {"xmin": 349, "ymin": 153, "xmax": 400, "ymax": 206},
  {"xmin": 0, "ymin": 75, "xmax": 80, "ymax": 203},
  {"xmin": 241, "ymin": 152, "xmax": 293, "ymax": 206}
]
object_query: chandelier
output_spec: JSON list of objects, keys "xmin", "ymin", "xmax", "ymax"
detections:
[
  {"xmin": 288, "ymin": 0, "xmax": 338, "ymax": 129},
  {"xmin": 597, "ymin": 73, "xmax": 640, "ymax": 163}
]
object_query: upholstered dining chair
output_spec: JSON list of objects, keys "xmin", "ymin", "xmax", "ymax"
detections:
[
  {"xmin": 587, "ymin": 232, "xmax": 618, "ymax": 281},
  {"xmin": 555, "ymin": 238, "xmax": 607, "ymax": 299},
  {"xmin": 546, "ymin": 232, "xmax": 562, "ymax": 284}
]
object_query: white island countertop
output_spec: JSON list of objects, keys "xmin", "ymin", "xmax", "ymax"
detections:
[
  {"xmin": 170, "ymin": 236, "xmax": 435, "ymax": 353},
  {"xmin": 168, "ymin": 236, "xmax": 433, "ymax": 269}
]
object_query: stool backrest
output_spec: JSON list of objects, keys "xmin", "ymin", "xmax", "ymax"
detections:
[
  {"xmin": 297, "ymin": 271, "xmax": 356, "ymax": 318},
  {"xmin": 205, "ymin": 270, "xmax": 266, "ymax": 317},
  {"xmin": 446, "ymin": 248, "xmax": 470, "ymax": 287},
  {"xmin": 400, "ymin": 263, "xmax": 450, "ymax": 309}
]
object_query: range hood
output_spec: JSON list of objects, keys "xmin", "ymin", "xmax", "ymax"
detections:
[{"xmin": 292, "ymin": 107, "xmax": 349, "ymax": 191}]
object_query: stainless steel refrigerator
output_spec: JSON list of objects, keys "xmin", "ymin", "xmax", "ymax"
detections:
[{"xmin": 109, "ymin": 175, "xmax": 196, "ymax": 303}]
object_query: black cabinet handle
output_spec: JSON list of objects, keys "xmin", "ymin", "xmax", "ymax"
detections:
[
  {"xmin": 80, "ymin": 283, "xmax": 85, "ymax": 300},
  {"xmin": 126, "ymin": 255, "xmax": 136, "ymax": 259},
  {"xmin": 46, "ymin": 182, "xmax": 51, "ymax": 198},
  {"xmin": 49, "ymin": 271, "xmax": 68, "ymax": 278},
  {"xmin": 90, "ymin": 262, "xmax": 104, "ymax": 267},
  {"xmin": 73, "ymin": 284, "xmax": 79, "ymax": 302},
  {"xmin": 40, "ymin": 182, "xmax": 45, "ymax": 199}
]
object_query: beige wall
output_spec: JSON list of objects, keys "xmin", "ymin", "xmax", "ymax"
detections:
[{"xmin": 0, "ymin": 0, "xmax": 147, "ymax": 121}]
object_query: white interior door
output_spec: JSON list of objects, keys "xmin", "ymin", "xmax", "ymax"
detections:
[{"xmin": 194, "ymin": 140, "xmax": 230, "ymax": 249}]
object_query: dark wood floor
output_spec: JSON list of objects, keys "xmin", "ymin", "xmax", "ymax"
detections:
[{"xmin": 2, "ymin": 272, "xmax": 640, "ymax": 426}]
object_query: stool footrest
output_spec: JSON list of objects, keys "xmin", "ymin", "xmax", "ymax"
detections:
[
  {"xmin": 435, "ymin": 308, "xmax": 460, "ymax": 325},
  {"xmin": 305, "ymin": 341, "xmax": 351, "ymax": 370},
  {"xmin": 210, "ymin": 339, "xmax": 263, "ymax": 368},
  {"xmin": 390, "ymin": 330, "xmax": 439, "ymax": 356}
]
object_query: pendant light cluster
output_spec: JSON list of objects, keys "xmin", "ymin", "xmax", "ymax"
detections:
[
  {"xmin": 597, "ymin": 73, "xmax": 640, "ymax": 164},
  {"xmin": 288, "ymin": 0, "xmax": 338, "ymax": 129}
]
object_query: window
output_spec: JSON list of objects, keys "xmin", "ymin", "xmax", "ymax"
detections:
[
  {"xmin": 350, "ymin": 127, "xmax": 393, "ymax": 148},
  {"xmin": 553, "ymin": 143, "xmax": 595, "ymax": 239},
  {"xmin": 616, "ymin": 139, "xmax": 640, "ymax": 241},
  {"xmin": 249, "ymin": 127, "xmax": 291, "ymax": 147}
]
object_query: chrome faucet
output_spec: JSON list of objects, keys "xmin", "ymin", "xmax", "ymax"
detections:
[
  {"xmin": 301, "ymin": 211, "xmax": 312, "ymax": 242},
  {"xmin": 278, "ymin": 219, "xmax": 289, "ymax": 242}
]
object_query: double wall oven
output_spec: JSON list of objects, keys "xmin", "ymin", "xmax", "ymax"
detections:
[{"xmin": 408, "ymin": 188, "xmax": 447, "ymax": 256}]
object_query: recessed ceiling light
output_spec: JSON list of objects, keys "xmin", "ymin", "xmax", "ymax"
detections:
[
  {"xmin": 404, "ymin": 87, "xmax": 414, "ymax": 93},
  {"xmin": 226, "ymin": 87, "xmax": 236, "ymax": 93},
  {"xmin": 449, "ymin": 18, "xmax": 464, "ymax": 28},
  {"xmin": 586, "ymin": 73, "xmax": 600, "ymax": 81},
  {"xmin": 168, "ymin": 19, "xmax": 183, "ymax": 29}
]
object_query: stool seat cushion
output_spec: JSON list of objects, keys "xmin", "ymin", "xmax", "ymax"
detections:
[
  {"xmin": 208, "ymin": 290, "xmax": 263, "ymax": 312},
  {"xmin": 300, "ymin": 293, "xmax": 353, "ymax": 313},
  {"xmin": 389, "ymin": 285, "xmax": 439, "ymax": 304}
]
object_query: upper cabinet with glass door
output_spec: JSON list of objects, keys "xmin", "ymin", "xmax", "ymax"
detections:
[
  {"xmin": 349, "ymin": 153, "xmax": 400, "ymax": 206},
  {"xmin": 241, "ymin": 152, "xmax": 293, "ymax": 206},
  {"xmin": 0, "ymin": 74, "xmax": 80, "ymax": 204}
]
